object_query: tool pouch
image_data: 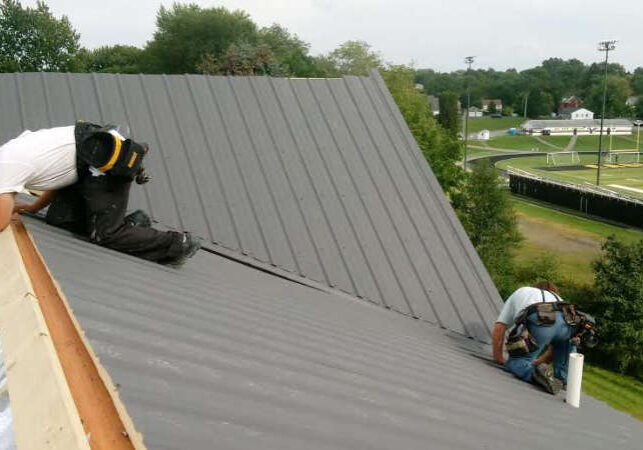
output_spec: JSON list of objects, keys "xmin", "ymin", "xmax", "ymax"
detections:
[
  {"xmin": 506, "ymin": 324, "xmax": 539, "ymax": 357},
  {"xmin": 561, "ymin": 303, "xmax": 577, "ymax": 325},
  {"xmin": 75, "ymin": 121, "xmax": 148, "ymax": 180},
  {"xmin": 531, "ymin": 303, "xmax": 557, "ymax": 326}
]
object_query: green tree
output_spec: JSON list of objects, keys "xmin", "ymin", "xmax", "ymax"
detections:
[
  {"xmin": 0, "ymin": 0, "xmax": 80, "ymax": 72},
  {"xmin": 437, "ymin": 91, "xmax": 460, "ymax": 137},
  {"xmin": 144, "ymin": 3, "xmax": 258, "ymax": 74},
  {"xmin": 588, "ymin": 237, "xmax": 643, "ymax": 379},
  {"xmin": 382, "ymin": 66, "xmax": 464, "ymax": 196},
  {"xmin": 452, "ymin": 163, "xmax": 522, "ymax": 297},
  {"xmin": 324, "ymin": 40, "xmax": 383, "ymax": 76},
  {"xmin": 258, "ymin": 24, "xmax": 323, "ymax": 77},
  {"xmin": 71, "ymin": 45, "xmax": 143, "ymax": 73},
  {"xmin": 197, "ymin": 42, "xmax": 282, "ymax": 76},
  {"xmin": 632, "ymin": 67, "xmax": 643, "ymax": 96},
  {"xmin": 586, "ymin": 75, "xmax": 631, "ymax": 118},
  {"xmin": 525, "ymin": 88, "xmax": 553, "ymax": 118}
]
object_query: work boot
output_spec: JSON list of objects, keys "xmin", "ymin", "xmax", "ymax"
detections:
[
  {"xmin": 533, "ymin": 363, "xmax": 563, "ymax": 395},
  {"xmin": 163, "ymin": 232, "xmax": 201, "ymax": 267},
  {"xmin": 124, "ymin": 210, "xmax": 152, "ymax": 228}
]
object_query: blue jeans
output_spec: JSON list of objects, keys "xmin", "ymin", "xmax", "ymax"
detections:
[{"xmin": 505, "ymin": 311, "xmax": 574, "ymax": 383}]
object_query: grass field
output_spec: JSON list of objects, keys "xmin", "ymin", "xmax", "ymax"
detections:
[
  {"xmin": 574, "ymin": 135, "xmax": 640, "ymax": 151},
  {"xmin": 583, "ymin": 365, "xmax": 643, "ymax": 421},
  {"xmin": 496, "ymin": 153, "xmax": 643, "ymax": 199},
  {"xmin": 512, "ymin": 196, "xmax": 643, "ymax": 284},
  {"xmin": 471, "ymin": 135, "xmax": 570, "ymax": 151},
  {"xmin": 466, "ymin": 117, "xmax": 524, "ymax": 133}
]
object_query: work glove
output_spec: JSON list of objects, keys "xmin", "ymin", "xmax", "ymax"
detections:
[{"xmin": 135, "ymin": 167, "xmax": 150, "ymax": 185}]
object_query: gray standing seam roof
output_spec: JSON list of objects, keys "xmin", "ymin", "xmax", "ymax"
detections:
[
  {"xmin": 27, "ymin": 219, "xmax": 643, "ymax": 450},
  {"xmin": 0, "ymin": 71, "xmax": 501, "ymax": 342}
]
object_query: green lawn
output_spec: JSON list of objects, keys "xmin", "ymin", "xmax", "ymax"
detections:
[
  {"xmin": 511, "ymin": 196, "xmax": 643, "ymax": 284},
  {"xmin": 583, "ymin": 365, "xmax": 643, "ymax": 421},
  {"xmin": 574, "ymin": 135, "xmax": 639, "ymax": 151},
  {"xmin": 477, "ymin": 135, "xmax": 571, "ymax": 151},
  {"xmin": 512, "ymin": 197, "xmax": 643, "ymax": 243},
  {"xmin": 466, "ymin": 117, "xmax": 525, "ymax": 134},
  {"xmin": 496, "ymin": 153, "xmax": 643, "ymax": 199},
  {"xmin": 464, "ymin": 148, "xmax": 519, "ymax": 160}
]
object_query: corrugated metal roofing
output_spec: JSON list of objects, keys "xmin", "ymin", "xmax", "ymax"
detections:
[
  {"xmin": 0, "ymin": 72, "xmax": 500, "ymax": 341},
  {"xmin": 27, "ymin": 219, "xmax": 643, "ymax": 450}
]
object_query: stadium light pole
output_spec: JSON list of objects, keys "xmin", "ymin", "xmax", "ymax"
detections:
[
  {"xmin": 463, "ymin": 56, "xmax": 475, "ymax": 171},
  {"xmin": 635, "ymin": 120, "xmax": 643, "ymax": 152},
  {"xmin": 595, "ymin": 40, "xmax": 617, "ymax": 186}
]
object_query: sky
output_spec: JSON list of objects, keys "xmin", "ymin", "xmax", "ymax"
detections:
[{"xmin": 23, "ymin": 0, "xmax": 642, "ymax": 73}]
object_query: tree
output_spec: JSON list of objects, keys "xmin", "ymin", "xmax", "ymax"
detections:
[
  {"xmin": 258, "ymin": 24, "xmax": 323, "ymax": 77},
  {"xmin": 632, "ymin": 67, "xmax": 643, "ymax": 96},
  {"xmin": 197, "ymin": 42, "xmax": 282, "ymax": 76},
  {"xmin": 452, "ymin": 163, "xmax": 522, "ymax": 297},
  {"xmin": 144, "ymin": 4, "xmax": 258, "ymax": 74},
  {"xmin": 0, "ymin": 0, "xmax": 80, "ymax": 72},
  {"xmin": 71, "ymin": 45, "xmax": 143, "ymax": 73},
  {"xmin": 437, "ymin": 91, "xmax": 460, "ymax": 137},
  {"xmin": 382, "ymin": 66, "xmax": 464, "ymax": 196},
  {"xmin": 324, "ymin": 40, "xmax": 383, "ymax": 76},
  {"xmin": 525, "ymin": 88, "xmax": 553, "ymax": 118},
  {"xmin": 586, "ymin": 75, "xmax": 631, "ymax": 118},
  {"xmin": 587, "ymin": 237, "xmax": 643, "ymax": 380}
]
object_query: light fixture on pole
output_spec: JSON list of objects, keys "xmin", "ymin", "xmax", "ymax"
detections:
[
  {"xmin": 634, "ymin": 120, "xmax": 643, "ymax": 153},
  {"xmin": 595, "ymin": 40, "xmax": 617, "ymax": 186},
  {"xmin": 463, "ymin": 56, "xmax": 475, "ymax": 170}
]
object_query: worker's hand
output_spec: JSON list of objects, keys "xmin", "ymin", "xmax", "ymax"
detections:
[
  {"xmin": 135, "ymin": 167, "xmax": 150, "ymax": 185},
  {"xmin": 12, "ymin": 202, "xmax": 37, "ymax": 214}
]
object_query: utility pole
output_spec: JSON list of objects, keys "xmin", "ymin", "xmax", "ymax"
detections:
[
  {"xmin": 596, "ymin": 40, "xmax": 617, "ymax": 186},
  {"xmin": 463, "ymin": 56, "xmax": 475, "ymax": 170}
]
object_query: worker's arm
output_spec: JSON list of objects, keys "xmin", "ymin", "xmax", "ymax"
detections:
[
  {"xmin": 0, "ymin": 193, "xmax": 15, "ymax": 232},
  {"xmin": 13, "ymin": 190, "xmax": 57, "ymax": 215},
  {"xmin": 534, "ymin": 345, "xmax": 553, "ymax": 366},
  {"xmin": 492, "ymin": 322, "xmax": 507, "ymax": 365}
]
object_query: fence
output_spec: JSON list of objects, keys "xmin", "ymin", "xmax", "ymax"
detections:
[{"xmin": 508, "ymin": 170, "xmax": 643, "ymax": 229}]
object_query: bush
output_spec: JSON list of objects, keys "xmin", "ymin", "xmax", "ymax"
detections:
[{"xmin": 586, "ymin": 236, "xmax": 643, "ymax": 380}]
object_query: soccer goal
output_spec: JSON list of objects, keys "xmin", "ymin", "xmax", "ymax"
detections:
[
  {"xmin": 604, "ymin": 151, "xmax": 641, "ymax": 164},
  {"xmin": 546, "ymin": 151, "xmax": 581, "ymax": 166}
]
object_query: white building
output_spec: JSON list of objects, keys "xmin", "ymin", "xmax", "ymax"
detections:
[
  {"xmin": 560, "ymin": 107, "xmax": 594, "ymax": 120},
  {"xmin": 521, "ymin": 119, "xmax": 632, "ymax": 136},
  {"xmin": 569, "ymin": 108, "xmax": 594, "ymax": 120},
  {"xmin": 466, "ymin": 106, "xmax": 483, "ymax": 118}
]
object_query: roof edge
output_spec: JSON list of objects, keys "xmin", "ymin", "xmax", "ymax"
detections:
[
  {"xmin": 0, "ymin": 222, "xmax": 89, "ymax": 450},
  {"xmin": 2, "ymin": 219, "xmax": 145, "ymax": 450}
]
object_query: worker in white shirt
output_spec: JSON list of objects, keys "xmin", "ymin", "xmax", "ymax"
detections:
[
  {"xmin": 0, "ymin": 123, "xmax": 199, "ymax": 266},
  {"xmin": 492, "ymin": 281, "xmax": 575, "ymax": 394}
]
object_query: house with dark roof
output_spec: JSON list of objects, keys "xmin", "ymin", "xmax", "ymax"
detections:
[
  {"xmin": 482, "ymin": 99, "xmax": 502, "ymax": 113},
  {"xmin": 1, "ymin": 72, "xmax": 642, "ymax": 450},
  {"xmin": 557, "ymin": 95, "xmax": 583, "ymax": 116}
]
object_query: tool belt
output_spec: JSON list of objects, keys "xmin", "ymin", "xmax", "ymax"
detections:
[
  {"xmin": 506, "ymin": 290, "xmax": 578, "ymax": 357},
  {"xmin": 506, "ymin": 323, "xmax": 539, "ymax": 356},
  {"xmin": 75, "ymin": 121, "xmax": 148, "ymax": 180}
]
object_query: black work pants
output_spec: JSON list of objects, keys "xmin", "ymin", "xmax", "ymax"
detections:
[{"xmin": 46, "ymin": 174, "xmax": 184, "ymax": 262}]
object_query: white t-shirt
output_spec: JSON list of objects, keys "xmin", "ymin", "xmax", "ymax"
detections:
[
  {"xmin": 496, "ymin": 286, "xmax": 562, "ymax": 325},
  {"xmin": 0, "ymin": 126, "xmax": 78, "ymax": 194}
]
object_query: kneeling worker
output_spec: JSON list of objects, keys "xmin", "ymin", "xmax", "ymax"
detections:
[
  {"xmin": 492, "ymin": 281, "xmax": 597, "ymax": 394},
  {"xmin": 0, "ymin": 123, "xmax": 200, "ymax": 266}
]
